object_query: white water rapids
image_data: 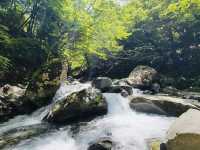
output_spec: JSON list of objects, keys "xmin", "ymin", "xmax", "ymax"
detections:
[{"xmin": 0, "ymin": 84, "xmax": 175, "ymax": 150}]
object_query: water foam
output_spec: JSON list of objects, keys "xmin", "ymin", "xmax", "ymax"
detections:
[{"xmin": 12, "ymin": 93, "xmax": 175, "ymax": 150}]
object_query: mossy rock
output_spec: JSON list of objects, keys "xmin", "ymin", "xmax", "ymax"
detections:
[{"xmin": 44, "ymin": 87, "xmax": 107, "ymax": 124}]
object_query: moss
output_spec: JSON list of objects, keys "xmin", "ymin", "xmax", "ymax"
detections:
[{"xmin": 167, "ymin": 134, "xmax": 200, "ymax": 150}]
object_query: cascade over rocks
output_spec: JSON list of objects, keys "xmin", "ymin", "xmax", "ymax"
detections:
[
  {"xmin": 166, "ymin": 109, "xmax": 200, "ymax": 150},
  {"xmin": 44, "ymin": 87, "xmax": 107, "ymax": 124}
]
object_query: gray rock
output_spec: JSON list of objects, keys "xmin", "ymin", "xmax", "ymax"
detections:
[
  {"xmin": 0, "ymin": 84, "xmax": 28, "ymax": 122},
  {"xmin": 162, "ymin": 86, "xmax": 200, "ymax": 101},
  {"xmin": 92, "ymin": 77, "xmax": 112, "ymax": 91},
  {"xmin": 44, "ymin": 88, "xmax": 107, "ymax": 124},
  {"xmin": 127, "ymin": 65, "xmax": 159, "ymax": 89},
  {"xmin": 107, "ymin": 85, "xmax": 133, "ymax": 96},
  {"xmin": 129, "ymin": 95, "xmax": 200, "ymax": 116},
  {"xmin": 0, "ymin": 84, "xmax": 26, "ymax": 100},
  {"xmin": 113, "ymin": 79, "xmax": 130, "ymax": 86},
  {"xmin": 130, "ymin": 102, "xmax": 167, "ymax": 115},
  {"xmin": 152, "ymin": 83, "xmax": 161, "ymax": 93},
  {"xmin": 88, "ymin": 138, "xmax": 114, "ymax": 150},
  {"xmin": 166, "ymin": 109, "xmax": 200, "ymax": 150}
]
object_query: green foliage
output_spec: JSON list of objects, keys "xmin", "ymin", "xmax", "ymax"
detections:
[
  {"xmin": 0, "ymin": 55, "xmax": 11, "ymax": 72},
  {"xmin": 96, "ymin": 0, "xmax": 200, "ymax": 89},
  {"xmin": 48, "ymin": 0, "xmax": 131, "ymax": 69},
  {"xmin": 1, "ymin": 0, "xmax": 200, "ymax": 88}
]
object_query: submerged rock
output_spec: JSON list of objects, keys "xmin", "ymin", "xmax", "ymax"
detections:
[
  {"xmin": 44, "ymin": 87, "xmax": 107, "ymax": 124},
  {"xmin": 129, "ymin": 94, "xmax": 200, "ymax": 116},
  {"xmin": 88, "ymin": 138, "xmax": 114, "ymax": 150},
  {"xmin": 92, "ymin": 77, "xmax": 112, "ymax": 91},
  {"xmin": 127, "ymin": 65, "xmax": 159, "ymax": 89},
  {"xmin": 166, "ymin": 109, "xmax": 200, "ymax": 150},
  {"xmin": 0, "ymin": 123, "xmax": 51, "ymax": 149}
]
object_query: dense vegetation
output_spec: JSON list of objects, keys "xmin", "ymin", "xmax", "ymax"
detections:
[{"xmin": 0, "ymin": 0, "xmax": 200, "ymax": 89}]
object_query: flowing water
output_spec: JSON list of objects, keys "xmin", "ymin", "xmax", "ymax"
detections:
[{"xmin": 0, "ymin": 84, "xmax": 175, "ymax": 150}]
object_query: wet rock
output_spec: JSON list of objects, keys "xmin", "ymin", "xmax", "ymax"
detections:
[
  {"xmin": 166, "ymin": 109, "xmax": 200, "ymax": 150},
  {"xmin": 88, "ymin": 138, "xmax": 114, "ymax": 150},
  {"xmin": 120, "ymin": 89, "xmax": 129, "ymax": 97},
  {"xmin": 129, "ymin": 95, "xmax": 200, "ymax": 116},
  {"xmin": 113, "ymin": 79, "xmax": 130, "ymax": 86},
  {"xmin": 162, "ymin": 86, "xmax": 200, "ymax": 101},
  {"xmin": 181, "ymin": 91, "xmax": 200, "ymax": 101},
  {"xmin": 107, "ymin": 85, "xmax": 133, "ymax": 97},
  {"xmin": 152, "ymin": 83, "xmax": 161, "ymax": 93},
  {"xmin": 161, "ymin": 86, "xmax": 180, "ymax": 96},
  {"xmin": 143, "ymin": 90, "xmax": 154, "ymax": 95},
  {"xmin": 127, "ymin": 65, "xmax": 159, "ymax": 89},
  {"xmin": 130, "ymin": 102, "xmax": 167, "ymax": 115},
  {"xmin": 92, "ymin": 77, "xmax": 112, "ymax": 91},
  {"xmin": 44, "ymin": 88, "xmax": 107, "ymax": 124},
  {"xmin": 0, "ymin": 123, "xmax": 51, "ymax": 149}
]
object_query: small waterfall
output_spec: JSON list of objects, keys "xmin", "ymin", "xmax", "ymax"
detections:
[
  {"xmin": 0, "ymin": 83, "xmax": 175, "ymax": 150},
  {"xmin": 30, "ymin": 82, "xmax": 92, "ymax": 123},
  {"xmin": 103, "ymin": 93, "xmax": 132, "ymax": 115},
  {"xmin": 132, "ymin": 88, "xmax": 143, "ymax": 96}
]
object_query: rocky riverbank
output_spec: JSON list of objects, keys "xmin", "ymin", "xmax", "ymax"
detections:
[{"xmin": 0, "ymin": 65, "xmax": 200, "ymax": 150}]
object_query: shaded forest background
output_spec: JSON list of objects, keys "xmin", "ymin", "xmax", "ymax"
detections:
[{"xmin": 0, "ymin": 0, "xmax": 200, "ymax": 90}]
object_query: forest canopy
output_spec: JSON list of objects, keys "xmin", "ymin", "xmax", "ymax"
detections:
[{"xmin": 0, "ymin": 0, "xmax": 200, "ymax": 88}]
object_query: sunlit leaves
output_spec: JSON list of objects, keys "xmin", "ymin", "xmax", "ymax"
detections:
[{"xmin": 51, "ymin": 0, "xmax": 131, "ymax": 69}]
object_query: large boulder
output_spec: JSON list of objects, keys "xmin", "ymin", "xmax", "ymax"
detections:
[
  {"xmin": 0, "ymin": 84, "xmax": 26, "ymax": 100},
  {"xmin": 129, "ymin": 94, "xmax": 200, "ymax": 116},
  {"xmin": 44, "ymin": 87, "xmax": 107, "ymax": 124},
  {"xmin": 0, "ymin": 84, "xmax": 30, "ymax": 122},
  {"xmin": 166, "ymin": 109, "xmax": 200, "ymax": 150},
  {"xmin": 24, "ymin": 59, "xmax": 68, "ymax": 108},
  {"xmin": 92, "ymin": 77, "xmax": 112, "ymax": 91},
  {"xmin": 88, "ymin": 138, "xmax": 114, "ymax": 150},
  {"xmin": 127, "ymin": 65, "xmax": 159, "ymax": 89},
  {"xmin": 0, "ymin": 59, "xmax": 68, "ymax": 122}
]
